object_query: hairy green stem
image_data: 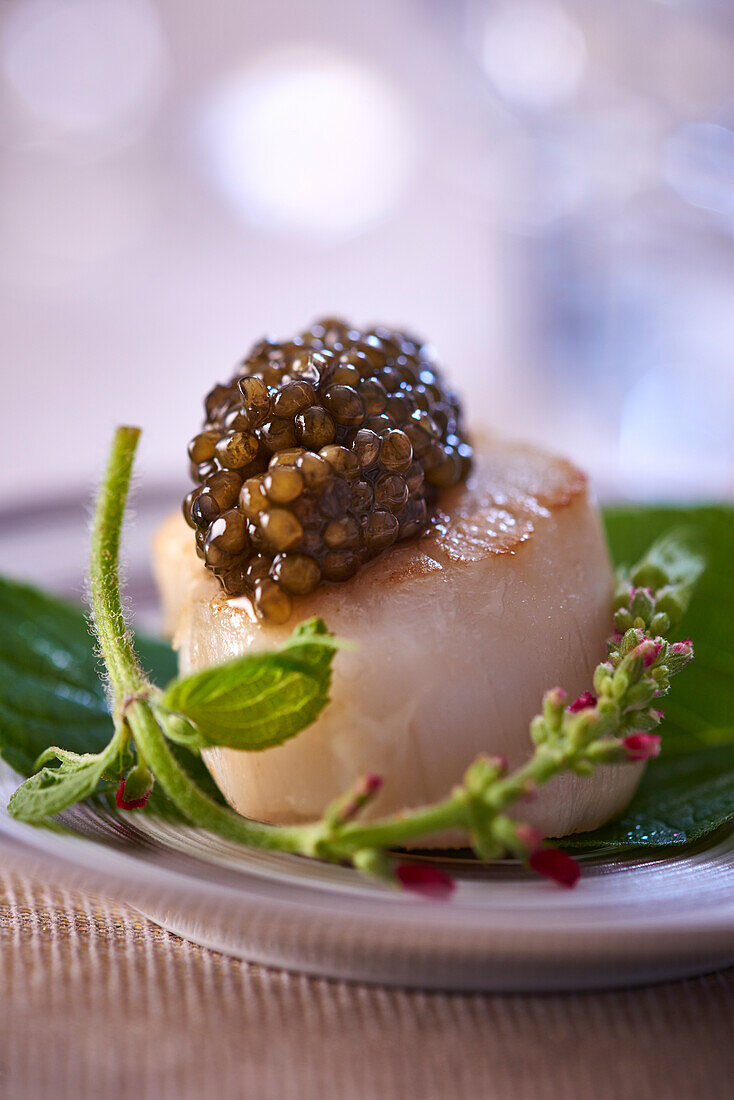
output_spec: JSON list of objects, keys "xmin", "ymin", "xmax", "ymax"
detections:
[
  {"xmin": 89, "ymin": 426, "xmax": 147, "ymax": 698},
  {"xmin": 129, "ymin": 701, "xmax": 320, "ymax": 852}
]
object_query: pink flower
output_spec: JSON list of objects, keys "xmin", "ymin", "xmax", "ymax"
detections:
[
  {"xmin": 528, "ymin": 847, "xmax": 581, "ymax": 888},
  {"xmin": 569, "ymin": 691, "xmax": 596, "ymax": 713},
  {"xmin": 115, "ymin": 779, "xmax": 151, "ymax": 811},
  {"xmin": 670, "ymin": 640, "xmax": 694, "ymax": 659},
  {"xmin": 396, "ymin": 863, "xmax": 455, "ymax": 900},
  {"xmin": 636, "ymin": 639, "xmax": 663, "ymax": 668},
  {"xmin": 622, "ymin": 733, "xmax": 661, "ymax": 762}
]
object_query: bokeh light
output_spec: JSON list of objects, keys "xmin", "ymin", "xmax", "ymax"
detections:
[
  {"xmin": 199, "ymin": 47, "xmax": 417, "ymax": 240},
  {"xmin": 1, "ymin": 0, "xmax": 167, "ymax": 137},
  {"xmin": 478, "ymin": 0, "xmax": 586, "ymax": 111}
]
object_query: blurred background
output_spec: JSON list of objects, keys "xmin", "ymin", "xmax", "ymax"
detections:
[{"xmin": 2, "ymin": 0, "xmax": 734, "ymax": 519}]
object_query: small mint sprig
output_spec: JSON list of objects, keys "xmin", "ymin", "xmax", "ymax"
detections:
[{"xmin": 6, "ymin": 427, "xmax": 702, "ymax": 899}]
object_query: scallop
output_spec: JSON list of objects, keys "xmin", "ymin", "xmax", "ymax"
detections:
[{"xmin": 153, "ymin": 437, "xmax": 640, "ymax": 843}]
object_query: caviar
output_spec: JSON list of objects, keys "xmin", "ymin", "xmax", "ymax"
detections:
[{"xmin": 183, "ymin": 319, "xmax": 472, "ymax": 620}]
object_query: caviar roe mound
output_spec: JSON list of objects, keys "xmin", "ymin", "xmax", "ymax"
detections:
[{"xmin": 183, "ymin": 318, "xmax": 473, "ymax": 622}]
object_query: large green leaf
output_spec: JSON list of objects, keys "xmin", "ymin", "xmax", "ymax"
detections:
[
  {"xmin": 602, "ymin": 505, "xmax": 734, "ymax": 756},
  {"xmin": 564, "ymin": 504, "xmax": 734, "ymax": 849},
  {"xmin": 0, "ymin": 575, "xmax": 223, "ymax": 818},
  {"xmin": 566, "ymin": 745, "xmax": 734, "ymax": 849}
]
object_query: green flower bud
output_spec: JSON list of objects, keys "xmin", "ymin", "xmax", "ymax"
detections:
[
  {"xmin": 530, "ymin": 715, "xmax": 548, "ymax": 745},
  {"xmin": 624, "ymin": 680, "xmax": 658, "ymax": 710},
  {"xmin": 614, "ymin": 608, "xmax": 634, "ymax": 632},
  {"xmin": 630, "ymin": 562, "xmax": 669, "ymax": 590},
  {"xmin": 542, "ymin": 688, "xmax": 567, "ymax": 730},
  {"xmin": 655, "ymin": 588, "xmax": 686, "ymax": 627},
  {"xmin": 612, "ymin": 669, "xmax": 630, "ymax": 698},
  {"xmin": 630, "ymin": 587, "xmax": 655, "ymax": 624},
  {"xmin": 594, "ymin": 660, "xmax": 616, "ymax": 695},
  {"xmin": 650, "ymin": 611, "xmax": 671, "ymax": 635}
]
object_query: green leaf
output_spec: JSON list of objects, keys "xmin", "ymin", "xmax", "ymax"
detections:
[
  {"xmin": 562, "ymin": 504, "xmax": 734, "ymax": 850},
  {"xmin": 8, "ymin": 746, "xmax": 113, "ymax": 823},
  {"xmin": 0, "ymin": 575, "xmax": 223, "ymax": 819},
  {"xmin": 602, "ymin": 505, "xmax": 734, "ymax": 757},
  {"xmin": 565, "ymin": 745, "xmax": 734, "ymax": 849},
  {"xmin": 160, "ymin": 617, "xmax": 345, "ymax": 751}
]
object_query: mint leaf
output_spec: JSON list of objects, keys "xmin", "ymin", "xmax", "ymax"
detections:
[
  {"xmin": 160, "ymin": 618, "xmax": 344, "ymax": 751},
  {"xmin": 565, "ymin": 745, "xmax": 734, "ymax": 849},
  {"xmin": 0, "ymin": 575, "xmax": 223, "ymax": 818},
  {"xmin": 8, "ymin": 745, "xmax": 115, "ymax": 823}
]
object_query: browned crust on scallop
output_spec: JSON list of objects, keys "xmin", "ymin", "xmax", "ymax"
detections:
[{"xmin": 155, "ymin": 438, "xmax": 590, "ymax": 620}]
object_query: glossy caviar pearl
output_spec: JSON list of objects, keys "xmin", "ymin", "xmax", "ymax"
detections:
[
  {"xmin": 182, "ymin": 488, "xmax": 199, "ymax": 528},
  {"xmin": 324, "ymin": 515, "xmax": 360, "ymax": 550},
  {"xmin": 191, "ymin": 491, "xmax": 220, "ymax": 529},
  {"xmin": 207, "ymin": 508, "xmax": 249, "ymax": 554},
  {"xmin": 264, "ymin": 466, "xmax": 304, "ymax": 504},
  {"xmin": 350, "ymin": 479, "xmax": 374, "ymax": 512},
  {"xmin": 273, "ymin": 380, "xmax": 316, "ymax": 418},
  {"xmin": 253, "ymin": 579, "xmax": 292, "ymax": 623},
  {"xmin": 379, "ymin": 429, "xmax": 413, "ymax": 473},
  {"xmin": 363, "ymin": 510, "xmax": 399, "ymax": 553},
  {"xmin": 259, "ymin": 507, "xmax": 303, "ymax": 552},
  {"xmin": 323, "ymin": 549, "xmax": 359, "ymax": 582},
  {"xmin": 270, "ymin": 552, "xmax": 322, "ymax": 596},
  {"xmin": 319, "ymin": 445, "xmax": 360, "ymax": 480},
  {"xmin": 237, "ymin": 375, "xmax": 271, "ymax": 426},
  {"xmin": 187, "ymin": 430, "xmax": 219, "ymax": 464},
  {"xmin": 329, "ymin": 363, "xmax": 362, "ymax": 388},
  {"xmin": 260, "ymin": 418, "xmax": 298, "ymax": 453},
  {"xmin": 352, "ymin": 428, "xmax": 381, "ymax": 469},
  {"xmin": 215, "ymin": 431, "xmax": 259, "ymax": 469},
  {"xmin": 295, "ymin": 406, "xmax": 336, "ymax": 449},
  {"xmin": 205, "ymin": 470, "xmax": 243, "ymax": 510},
  {"xmin": 239, "ymin": 476, "xmax": 269, "ymax": 519},
  {"xmin": 322, "ymin": 385, "xmax": 365, "ymax": 427},
  {"xmin": 357, "ymin": 378, "xmax": 388, "ymax": 414},
  {"xmin": 268, "ymin": 447, "xmax": 306, "ymax": 468},
  {"xmin": 295, "ymin": 451, "xmax": 332, "ymax": 492},
  {"xmin": 375, "ymin": 473, "xmax": 409, "ymax": 513}
]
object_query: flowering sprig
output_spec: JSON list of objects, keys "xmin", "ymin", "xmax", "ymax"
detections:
[{"xmin": 7, "ymin": 429, "xmax": 704, "ymax": 899}]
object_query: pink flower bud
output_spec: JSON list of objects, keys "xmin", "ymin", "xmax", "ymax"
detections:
[
  {"xmin": 622, "ymin": 733, "xmax": 661, "ymax": 762},
  {"xmin": 396, "ymin": 863, "xmax": 455, "ymax": 900},
  {"xmin": 670, "ymin": 640, "xmax": 693, "ymax": 658},
  {"xmin": 528, "ymin": 847, "xmax": 581, "ymax": 888},
  {"xmin": 635, "ymin": 639, "xmax": 663, "ymax": 668},
  {"xmin": 515, "ymin": 823, "xmax": 544, "ymax": 851},
  {"xmin": 115, "ymin": 779, "xmax": 152, "ymax": 811},
  {"xmin": 338, "ymin": 774, "xmax": 384, "ymax": 822},
  {"xmin": 546, "ymin": 687, "xmax": 567, "ymax": 708},
  {"xmin": 568, "ymin": 691, "xmax": 596, "ymax": 713}
]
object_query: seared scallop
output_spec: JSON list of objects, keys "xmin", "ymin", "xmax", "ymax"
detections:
[{"xmin": 154, "ymin": 437, "xmax": 641, "ymax": 842}]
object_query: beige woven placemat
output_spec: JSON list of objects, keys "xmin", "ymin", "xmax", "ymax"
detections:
[{"xmin": 0, "ymin": 871, "xmax": 732, "ymax": 1100}]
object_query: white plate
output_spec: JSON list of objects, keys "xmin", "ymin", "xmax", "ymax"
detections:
[{"xmin": 1, "ymin": 490, "xmax": 734, "ymax": 991}]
